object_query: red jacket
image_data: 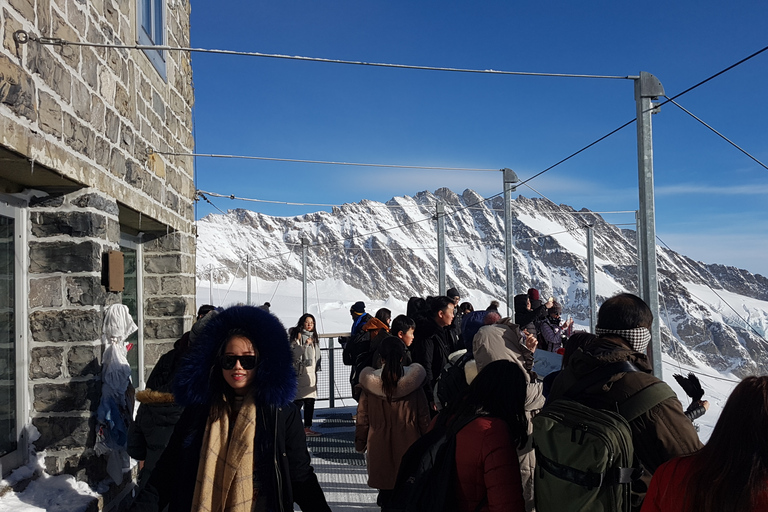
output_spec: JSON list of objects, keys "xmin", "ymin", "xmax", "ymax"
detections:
[
  {"xmin": 453, "ymin": 417, "xmax": 525, "ymax": 512},
  {"xmin": 641, "ymin": 455, "xmax": 768, "ymax": 512}
]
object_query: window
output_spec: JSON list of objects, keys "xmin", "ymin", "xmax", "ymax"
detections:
[
  {"xmin": 121, "ymin": 235, "xmax": 145, "ymax": 389},
  {"xmin": 137, "ymin": 0, "xmax": 166, "ymax": 79},
  {"xmin": 0, "ymin": 201, "xmax": 27, "ymax": 476}
]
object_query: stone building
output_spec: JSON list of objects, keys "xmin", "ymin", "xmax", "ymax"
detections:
[{"xmin": 0, "ymin": 0, "xmax": 196, "ymax": 500}]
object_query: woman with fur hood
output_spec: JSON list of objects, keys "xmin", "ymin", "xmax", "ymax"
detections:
[
  {"xmin": 355, "ymin": 336, "xmax": 431, "ymax": 507},
  {"xmin": 131, "ymin": 305, "xmax": 330, "ymax": 512}
]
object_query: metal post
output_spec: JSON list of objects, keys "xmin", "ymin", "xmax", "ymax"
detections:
[
  {"xmin": 301, "ymin": 237, "xmax": 309, "ymax": 314},
  {"xmin": 635, "ymin": 71, "xmax": 664, "ymax": 378},
  {"xmin": 635, "ymin": 210, "xmax": 644, "ymax": 300},
  {"xmin": 586, "ymin": 225, "xmax": 597, "ymax": 332},
  {"xmin": 436, "ymin": 201, "xmax": 446, "ymax": 296},
  {"xmin": 209, "ymin": 264, "xmax": 213, "ymax": 305},
  {"xmin": 329, "ymin": 337, "xmax": 336, "ymax": 408},
  {"xmin": 503, "ymin": 168, "xmax": 520, "ymax": 317},
  {"xmin": 246, "ymin": 255, "xmax": 252, "ymax": 306}
]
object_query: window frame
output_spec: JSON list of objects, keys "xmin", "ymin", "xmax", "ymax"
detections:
[
  {"xmin": 120, "ymin": 234, "xmax": 145, "ymax": 390},
  {"xmin": 0, "ymin": 199, "xmax": 28, "ymax": 476},
  {"xmin": 136, "ymin": 0, "xmax": 167, "ymax": 80}
]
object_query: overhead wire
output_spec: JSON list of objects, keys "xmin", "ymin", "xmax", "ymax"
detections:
[
  {"xmin": 14, "ymin": 30, "xmax": 637, "ymax": 80},
  {"xmin": 663, "ymin": 96, "xmax": 768, "ymax": 171}
]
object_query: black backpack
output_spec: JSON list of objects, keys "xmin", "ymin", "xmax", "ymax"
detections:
[
  {"xmin": 384, "ymin": 414, "xmax": 480, "ymax": 512},
  {"xmin": 433, "ymin": 350, "xmax": 474, "ymax": 411},
  {"xmin": 342, "ymin": 329, "xmax": 371, "ymax": 366}
]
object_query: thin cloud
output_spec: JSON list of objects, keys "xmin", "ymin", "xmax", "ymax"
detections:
[{"xmin": 656, "ymin": 183, "xmax": 768, "ymax": 196}]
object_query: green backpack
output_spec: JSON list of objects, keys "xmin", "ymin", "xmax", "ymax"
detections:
[{"xmin": 532, "ymin": 362, "xmax": 677, "ymax": 512}]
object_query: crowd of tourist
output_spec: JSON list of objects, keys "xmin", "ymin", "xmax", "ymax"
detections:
[{"xmin": 125, "ymin": 287, "xmax": 767, "ymax": 512}]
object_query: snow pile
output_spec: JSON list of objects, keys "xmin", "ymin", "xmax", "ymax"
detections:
[{"xmin": 0, "ymin": 426, "xmax": 99, "ymax": 512}]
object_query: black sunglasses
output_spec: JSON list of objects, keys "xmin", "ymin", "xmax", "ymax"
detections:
[{"xmin": 219, "ymin": 354, "xmax": 258, "ymax": 370}]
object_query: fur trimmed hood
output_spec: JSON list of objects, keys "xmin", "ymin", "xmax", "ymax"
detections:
[
  {"xmin": 136, "ymin": 389, "xmax": 176, "ymax": 404},
  {"xmin": 359, "ymin": 363, "xmax": 426, "ymax": 400},
  {"xmin": 173, "ymin": 305, "xmax": 297, "ymax": 408}
]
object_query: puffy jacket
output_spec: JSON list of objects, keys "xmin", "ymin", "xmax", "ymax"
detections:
[
  {"xmin": 454, "ymin": 416, "xmax": 526, "ymax": 512},
  {"xmin": 355, "ymin": 364, "xmax": 430, "ymax": 490}
]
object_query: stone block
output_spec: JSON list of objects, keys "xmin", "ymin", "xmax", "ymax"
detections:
[
  {"xmin": 146, "ymin": 296, "xmax": 188, "ymax": 317},
  {"xmin": 29, "ymin": 276, "xmax": 63, "ymax": 308},
  {"xmin": 28, "ymin": 44, "xmax": 71, "ymax": 102},
  {"xmin": 38, "ymin": 90, "xmax": 62, "ymax": 138},
  {"xmin": 144, "ymin": 254, "xmax": 181, "ymax": 274},
  {"xmin": 107, "ymin": 218, "xmax": 120, "ymax": 243},
  {"xmin": 82, "ymin": 48, "xmax": 99, "ymax": 91},
  {"xmin": 30, "ymin": 308, "xmax": 101, "ymax": 342},
  {"xmin": 144, "ymin": 175, "xmax": 163, "ymax": 203},
  {"xmin": 109, "ymin": 147, "xmax": 126, "ymax": 179},
  {"xmin": 33, "ymin": 380, "xmax": 98, "ymax": 412},
  {"xmin": 71, "ymin": 80, "xmax": 91, "ymax": 122},
  {"xmin": 3, "ymin": 10, "xmax": 23, "ymax": 55},
  {"xmin": 29, "ymin": 239, "xmax": 101, "ymax": 273},
  {"xmin": 66, "ymin": 275, "xmax": 107, "ymax": 306},
  {"xmin": 125, "ymin": 160, "xmax": 145, "ymax": 189},
  {"xmin": 144, "ymin": 318, "xmax": 183, "ymax": 341},
  {"xmin": 52, "ymin": 10, "xmax": 80, "ymax": 69},
  {"xmin": 0, "ymin": 52, "xmax": 37, "ymax": 122},
  {"xmin": 91, "ymin": 94, "xmax": 105, "ymax": 132},
  {"xmin": 67, "ymin": 0, "xmax": 86, "ymax": 35},
  {"xmin": 143, "ymin": 340, "xmax": 176, "ymax": 366},
  {"xmin": 120, "ymin": 120, "xmax": 134, "ymax": 154},
  {"xmin": 8, "ymin": 0, "xmax": 34, "ymax": 21},
  {"xmin": 148, "ymin": 152, "xmax": 165, "ymax": 179},
  {"xmin": 143, "ymin": 276, "xmax": 160, "ymax": 295},
  {"xmin": 29, "ymin": 195, "xmax": 64, "ymax": 207},
  {"xmin": 72, "ymin": 193, "xmax": 119, "ymax": 216},
  {"xmin": 114, "ymin": 81, "xmax": 132, "ymax": 119},
  {"xmin": 30, "ymin": 210, "xmax": 108, "ymax": 238},
  {"xmin": 105, "ymin": 108, "xmax": 119, "ymax": 142},
  {"xmin": 33, "ymin": 415, "xmax": 91, "ymax": 450},
  {"xmin": 67, "ymin": 345, "xmax": 101, "ymax": 377},
  {"xmin": 160, "ymin": 275, "xmax": 194, "ymax": 295},
  {"xmin": 94, "ymin": 136, "xmax": 111, "ymax": 167},
  {"xmin": 36, "ymin": 0, "xmax": 51, "ymax": 36},
  {"xmin": 63, "ymin": 112, "xmax": 95, "ymax": 158},
  {"xmin": 30, "ymin": 347, "xmax": 63, "ymax": 379}
]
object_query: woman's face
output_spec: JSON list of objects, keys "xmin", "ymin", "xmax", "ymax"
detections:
[
  {"xmin": 303, "ymin": 316, "xmax": 315, "ymax": 331},
  {"xmin": 222, "ymin": 335, "xmax": 258, "ymax": 395}
]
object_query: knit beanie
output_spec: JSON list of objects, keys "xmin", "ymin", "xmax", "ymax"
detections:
[
  {"xmin": 528, "ymin": 288, "xmax": 540, "ymax": 301},
  {"xmin": 446, "ymin": 287, "xmax": 460, "ymax": 299},
  {"xmin": 351, "ymin": 301, "xmax": 366, "ymax": 313}
]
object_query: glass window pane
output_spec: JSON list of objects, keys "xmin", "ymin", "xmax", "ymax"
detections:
[
  {"xmin": 0, "ymin": 215, "xmax": 16, "ymax": 458},
  {"xmin": 154, "ymin": 0, "xmax": 164, "ymax": 46},
  {"xmin": 122, "ymin": 247, "xmax": 139, "ymax": 387},
  {"xmin": 141, "ymin": 0, "xmax": 152, "ymax": 39}
]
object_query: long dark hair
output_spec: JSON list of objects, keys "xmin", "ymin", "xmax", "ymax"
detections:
[
  {"xmin": 380, "ymin": 336, "xmax": 406, "ymax": 402},
  {"xmin": 291, "ymin": 313, "xmax": 318, "ymax": 343},
  {"xmin": 438, "ymin": 359, "xmax": 528, "ymax": 449},
  {"xmin": 683, "ymin": 376, "xmax": 768, "ymax": 511}
]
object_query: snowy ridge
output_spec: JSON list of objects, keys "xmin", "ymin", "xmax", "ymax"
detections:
[{"xmin": 196, "ymin": 187, "xmax": 768, "ymax": 379}]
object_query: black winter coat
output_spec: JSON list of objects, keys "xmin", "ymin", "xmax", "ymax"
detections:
[
  {"xmin": 411, "ymin": 319, "xmax": 452, "ymax": 404},
  {"xmin": 134, "ymin": 402, "xmax": 329, "ymax": 512}
]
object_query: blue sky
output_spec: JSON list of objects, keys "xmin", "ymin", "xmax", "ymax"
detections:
[{"xmin": 189, "ymin": 1, "xmax": 768, "ymax": 276}]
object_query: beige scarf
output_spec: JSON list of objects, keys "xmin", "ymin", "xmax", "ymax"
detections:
[{"xmin": 192, "ymin": 394, "xmax": 258, "ymax": 512}]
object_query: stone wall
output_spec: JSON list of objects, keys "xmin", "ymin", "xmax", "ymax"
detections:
[
  {"xmin": 0, "ymin": 0, "xmax": 195, "ymax": 231},
  {"xmin": 28, "ymin": 189, "xmax": 122, "ymax": 481}
]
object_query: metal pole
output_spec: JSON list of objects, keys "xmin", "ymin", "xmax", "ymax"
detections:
[
  {"xmin": 209, "ymin": 264, "xmax": 213, "ymax": 305},
  {"xmin": 635, "ymin": 210, "xmax": 644, "ymax": 300},
  {"xmin": 635, "ymin": 71, "xmax": 664, "ymax": 378},
  {"xmin": 246, "ymin": 255, "xmax": 252, "ymax": 306},
  {"xmin": 503, "ymin": 168, "xmax": 520, "ymax": 317},
  {"xmin": 586, "ymin": 225, "xmax": 597, "ymax": 332},
  {"xmin": 328, "ymin": 337, "xmax": 335, "ymax": 408},
  {"xmin": 436, "ymin": 201, "xmax": 446, "ymax": 296},
  {"xmin": 301, "ymin": 237, "xmax": 308, "ymax": 314}
]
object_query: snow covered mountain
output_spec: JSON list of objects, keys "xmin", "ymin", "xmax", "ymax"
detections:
[{"xmin": 195, "ymin": 187, "xmax": 768, "ymax": 379}]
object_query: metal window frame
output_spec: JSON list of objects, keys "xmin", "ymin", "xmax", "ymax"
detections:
[
  {"xmin": 0, "ymin": 200, "xmax": 28, "ymax": 476},
  {"xmin": 120, "ymin": 233, "xmax": 145, "ymax": 390},
  {"xmin": 136, "ymin": 0, "xmax": 167, "ymax": 80}
]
